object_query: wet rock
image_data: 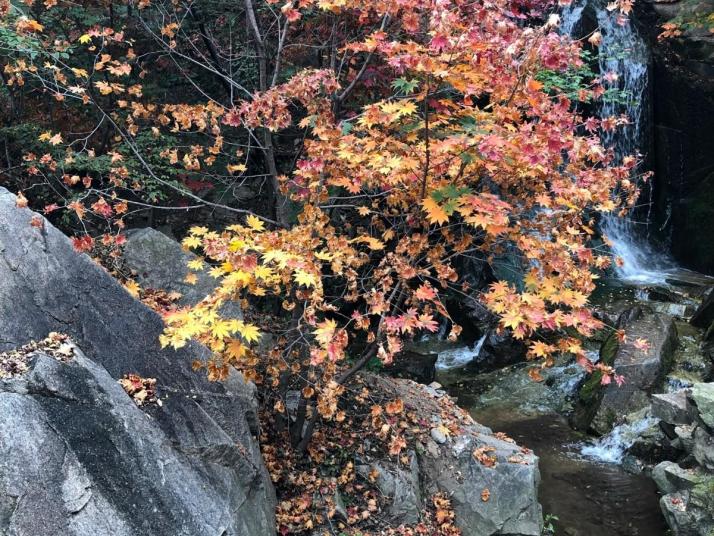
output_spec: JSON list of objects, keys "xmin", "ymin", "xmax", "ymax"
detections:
[
  {"xmin": 646, "ymin": 0, "xmax": 714, "ymax": 274},
  {"xmin": 627, "ymin": 422, "xmax": 681, "ymax": 465},
  {"xmin": 572, "ymin": 308, "xmax": 678, "ymax": 434},
  {"xmin": 691, "ymin": 383, "xmax": 714, "ymax": 429},
  {"xmin": 691, "ymin": 289, "xmax": 714, "ymax": 329},
  {"xmin": 123, "ymin": 227, "xmax": 242, "ymax": 318},
  {"xmin": 388, "ymin": 349, "xmax": 437, "ymax": 384},
  {"xmin": 467, "ymin": 329, "xmax": 528, "ymax": 372},
  {"xmin": 652, "ymin": 391, "xmax": 693, "ymax": 425},
  {"xmin": 0, "ymin": 187, "xmax": 275, "ymax": 535},
  {"xmin": 653, "ymin": 461, "xmax": 703, "ymax": 495}
]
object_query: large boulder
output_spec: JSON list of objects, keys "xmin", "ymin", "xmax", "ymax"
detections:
[
  {"xmin": 362, "ymin": 374, "xmax": 543, "ymax": 536},
  {"xmin": 0, "ymin": 187, "xmax": 275, "ymax": 535},
  {"xmin": 0, "ymin": 340, "xmax": 265, "ymax": 536},
  {"xmin": 573, "ymin": 307, "xmax": 678, "ymax": 434},
  {"xmin": 122, "ymin": 227, "xmax": 241, "ymax": 318}
]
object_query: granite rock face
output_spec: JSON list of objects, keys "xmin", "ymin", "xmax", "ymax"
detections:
[
  {"xmin": 122, "ymin": 227, "xmax": 241, "ymax": 318},
  {"xmin": 0, "ymin": 187, "xmax": 275, "ymax": 535},
  {"xmin": 0, "ymin": 346, "xmax": 270, "ymax": 536}
]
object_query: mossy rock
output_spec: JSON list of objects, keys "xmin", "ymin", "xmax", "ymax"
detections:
[{"xmin": 570, "ymin": 332, "xmax": 619, "ymax": 431}]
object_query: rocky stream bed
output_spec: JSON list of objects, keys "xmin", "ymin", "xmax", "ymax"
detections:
[{"xmin": 410, "ymin": 272, "xmax": 714, "ymax": 535}]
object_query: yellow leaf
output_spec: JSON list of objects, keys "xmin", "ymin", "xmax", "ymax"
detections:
[
  {"xmin": 314, "ymin": 319, "xmax": 337, "ymax": 345},
  {"xmin": 315, "ymin": 250, "xmax": 333, "ymax": 261},
  {"xmin": 211, "ymin": 320, "xmax": 236, "ymax": 340},
  {"xmin": 227, "ymin": 163, "xmax": 247, "ymax": 174},
  {"xmin": 187, "ymin": 258, "xmax": 204, "ymax": 271},
  {"xmin": 71, "ymin": 67, "xmax": 89, "ymax": 78},
  {"xmin": 78, "ymin": 34, "xmax": 92, "ymax": 44},
  {"xmin": 182, "ymin": 235, "xmax": 201, "ymax": 249},
  {"xmin": 246, "ymin": 214, "xmax": 265, "ymax": 231},
  {"xmin": 422, "ymin": 197, "xmax": 449, "ymax": 225},
  {"xmin": 226, "ymin": 338, "xmax": 247, "ymax": 359},
  {"xmin": 293, "ymin": 269, "xmax": 318, "ymax": 287},
  {"xmin": 94, "ymin": 81, "xmax": 113, "ymax": 95},
  {"xmin": 124, "ymin": 280, "xmax": 141, "ymax": 298},
  {"xmin": 253, "ymin": 265, "xmax": 273, "ymax": 280},
  {"xmin": 237, "ymin": 322, "xmax": 261, "ymax": 344}
]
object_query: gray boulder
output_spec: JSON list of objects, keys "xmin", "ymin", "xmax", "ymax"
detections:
[
  {"xmin": 122, "ymin": 227, "xmax": 241, "ymax": 318},
  {"xmin": 0, "ymin": 345, "xmax": 266, "ymax": 536},
  {"xmin": 363, "ymin": 374, "xmax": 542, "ymax": 536},
  {"xmin": 0, "ymin": 187, "xmax": 275, "ymax": 535}
]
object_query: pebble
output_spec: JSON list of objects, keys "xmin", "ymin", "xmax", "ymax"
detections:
[{"xmin": 431, "ymin": 427, "xmax": 448, "ymax": 444}]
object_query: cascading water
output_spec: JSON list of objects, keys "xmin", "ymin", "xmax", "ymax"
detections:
[
  {"xmin": 561, "ymin": 0, "xmax": 676, "ymax": 285},
  {"xmin": 579, "ymin": 415, "xmax": 657, "ymax": 463}
]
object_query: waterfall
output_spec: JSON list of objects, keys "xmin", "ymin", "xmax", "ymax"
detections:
[
  {"xmin": 561, "ymin": 0, "xmax": 676, "ymax": 285},
  {"xmin": 435, "ymin": 333, "xmax": 487, "ymax": 370}
]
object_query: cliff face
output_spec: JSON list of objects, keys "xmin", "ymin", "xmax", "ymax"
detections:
[{"xmin": 642, "ymin": 0, "xmax": 714, "ymax": 274}]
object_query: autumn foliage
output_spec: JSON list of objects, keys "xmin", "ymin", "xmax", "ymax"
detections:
[{"xmin": 2, "ymin": 0, "xmax": 639, "ymax": 530}]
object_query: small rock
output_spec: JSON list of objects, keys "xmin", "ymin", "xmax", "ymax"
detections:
[
  {"xmin": 691, "ymin": 383, "xmax": 714, "ymax": 429},
  {"xmin": 692, "ymin": 427, "xmax": 714, "ymax": 471},
  {"xmin": 652, "ymin": 391, "xmax": 692, "ymax": 425},
  {"xmin": 672, "ymin": 423, "xmax": 696, "ymax": 452},
  {"xmin": 431, "ymin": 427, "xmax": 448, "ymax": 444}
]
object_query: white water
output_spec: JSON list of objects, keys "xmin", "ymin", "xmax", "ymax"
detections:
[
  {"xmin": 602, "ymin": 217, "xmax": 675, "ymax": 285},
  {"xmin": 579, "ymin": 416, "xmax": 656, "ymax": 463},
  {"xmin": 435, "ymin": 333, "xmax": 487, "ymax": 370},
  {"xmin": 561, "ymin": 1, "xmax": 677, "ymax": 286}
]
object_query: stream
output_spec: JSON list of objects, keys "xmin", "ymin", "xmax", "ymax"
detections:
[
  {"xmin": 437, "ymin": 360, "xmax": 669, "ymax": 535},
  {"xmin": 431, "ymin": 261, "xmax": 714, "ymax": 534}
]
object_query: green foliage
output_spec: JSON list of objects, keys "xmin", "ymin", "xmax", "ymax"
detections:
[
  {"xmin": 542, "ymin": 513, "xmax": 559, "ymax": 535},
  {"xmin": 536, "ymin": 48, "xmax": 635, "ymax": 106}
]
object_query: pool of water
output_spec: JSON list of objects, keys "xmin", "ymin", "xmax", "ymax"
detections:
[{"xmin": 471, "ymin": 410, "xmax": 668, "ymax": 536}]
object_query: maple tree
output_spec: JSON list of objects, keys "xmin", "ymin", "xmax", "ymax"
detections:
[{"xmin": 2, "ymin": 0, "xmax": 642, "ymax": 531}]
